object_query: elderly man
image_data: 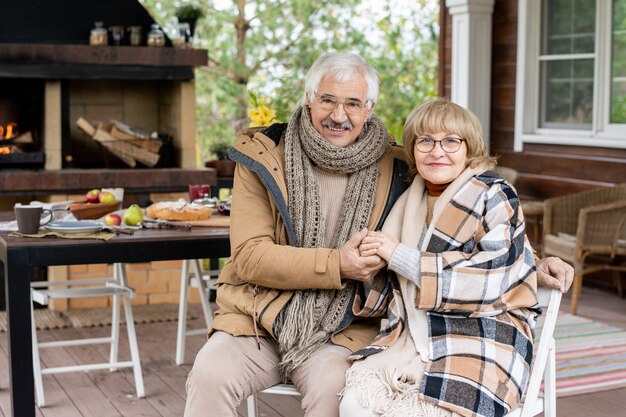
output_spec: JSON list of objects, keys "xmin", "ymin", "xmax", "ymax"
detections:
[{"xmin": 184, "ymin": 52, "xmax": 573, "ymax": 417}]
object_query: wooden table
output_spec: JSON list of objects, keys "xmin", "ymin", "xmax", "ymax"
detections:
[{"xmin": 0, "ymin": 218, "xmax": 230, "ymax": 417}]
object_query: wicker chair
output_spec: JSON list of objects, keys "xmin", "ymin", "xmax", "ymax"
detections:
[{"xmin": 542, "ymin": 183, "xmax": 626, "ymax": 314}]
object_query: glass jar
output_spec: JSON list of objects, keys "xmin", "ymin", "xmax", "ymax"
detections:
[
  {"xmin": 89, "ymin": 22, "xmax": 108, "ymax": 46},
  {"xmin": 147, "ymin": 24, "xmax": 165, "ymax": 47},
  {"xmin": 128, "ymin": 26, "xmax": 142, "ymax": 46}
]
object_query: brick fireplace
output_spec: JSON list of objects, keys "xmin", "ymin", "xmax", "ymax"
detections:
[
  {"xmin": 0, "ymin": 46, "xmax": 205, "ymax": 173},
  {"xmin": 0, "ymin": 0, "xmax": 215, "ymax": 311}
]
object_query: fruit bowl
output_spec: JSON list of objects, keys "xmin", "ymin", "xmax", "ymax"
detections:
[{"xmin": 69, "ymin": 200, "xmax": 122, "ymax": 220}]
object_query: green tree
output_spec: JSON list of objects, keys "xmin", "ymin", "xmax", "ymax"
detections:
[{"xmin": 140, "ymin": 0, "xmax": 439, "ymax": 162}]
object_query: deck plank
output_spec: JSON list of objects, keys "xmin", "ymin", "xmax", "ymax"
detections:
[
  {"xmin": 36, "ymin": 327, "xmax": 120, "ymax": 416},
  {"xmin": 62, "ymin": 325, "xmax": 163, "ymax": 417},
  {"xmin": 0, "ymin": 286, "xmax": 624, "ymax": 417}
]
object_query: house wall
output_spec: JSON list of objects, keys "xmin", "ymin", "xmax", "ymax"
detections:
[{"xmin": 441, "ymin": 0, "xmax": 626, "ymax": 200}]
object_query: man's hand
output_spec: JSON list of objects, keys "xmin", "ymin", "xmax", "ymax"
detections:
[
  {"xmin": 340, "ymin": 228, "xmax": 386, "ymax": 283},
  {"xmin": 536, "ymin": 256, "xmax": 574, "ymax": 293}
]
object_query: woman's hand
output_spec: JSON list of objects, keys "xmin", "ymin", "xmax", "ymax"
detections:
[
  {"xmin": 358, "ymin": 231, "xmax": 399, "ymax": 262},
  {"xmin": 358, "ymin": 234, "xmax": 381, "ymax": 257}
]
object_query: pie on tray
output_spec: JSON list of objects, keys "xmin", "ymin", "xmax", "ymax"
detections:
[{"xmin": 146, "ymin": 200, "xmax": 213, "ymax": 221}]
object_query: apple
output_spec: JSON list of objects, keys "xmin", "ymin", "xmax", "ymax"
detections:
[
  {"xmin": 98, "ymin": 191, "xmax": 116, "ymax": 204},
  {"xmin": 123, "ymin": 204, "xmax": 144, "ymax": 226},
  {"xmin": 85, "ymin": 188, "xmax": 100, "ymax": 203},
  {"xmin": 104, "ymin": 213, "xmax": 122, "ymax": 226}
]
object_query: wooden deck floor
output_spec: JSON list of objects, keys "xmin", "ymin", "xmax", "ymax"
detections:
[{"xmin": 0, "ymin": 285, "xmax": 624, "ymax": 417}]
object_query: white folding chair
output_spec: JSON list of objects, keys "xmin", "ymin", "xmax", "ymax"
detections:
[
  {"xmin": 30, "ymin": 263, "xmax": 145, "ymax": 407},
  {"xmin": 175, "ymin": 258, "xmax": 219, "ymax": 365},
  {"xmin": 246, "ymin": 383, "xmax": 300, "ymax": 417},
  {"xmin": 245, "ymin": 286, "xmax": 562, "ymax": 417},
  {"xmin": 506, "ymin": 286, "xmax": 562, "ymax": 417}
]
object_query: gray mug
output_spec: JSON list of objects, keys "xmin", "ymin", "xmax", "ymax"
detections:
[{"xmin": 14, "ymin": 205, "xmax": 53, "ymax": 234}]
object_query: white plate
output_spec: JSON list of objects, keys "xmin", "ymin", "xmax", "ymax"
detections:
[{"xmin": 43, "ymin": 221, "xmax": 104, "ymax": 234}]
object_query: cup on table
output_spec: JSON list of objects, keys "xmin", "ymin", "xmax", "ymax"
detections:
[
  {"xmin": 14, "ymin": 204, "xmax": 53, "ymax": 234},
  {"xmin": 188, "ymin": 184, "xmax": 211, "ymax": 202}
]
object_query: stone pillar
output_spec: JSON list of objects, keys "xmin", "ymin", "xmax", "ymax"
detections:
[
  {"xmin": 44, "ymin": 81, "xmax": 62, "ymax": 170},
  {"xmin": 171, "ymin": 80, "xmax": 198, "ymax": 168}
]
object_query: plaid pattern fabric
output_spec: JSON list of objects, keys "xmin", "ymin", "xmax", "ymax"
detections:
[
  {"xmin": 350, "ymin": 171, "xmax": 539, "ymax": 417},
  {"xmin": 350, "ymin": 269, "xmax": 405, "ymax": 358}
]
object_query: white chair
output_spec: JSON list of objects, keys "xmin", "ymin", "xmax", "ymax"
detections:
[
  {"xmin": 246, "ymin": 286, "xmax": 562, "ymax": 417},
  {"xmin": 507, "ymin": 287, "xmax": 562, "ymax": 417},
  {"xmin": 175, "ymin": 258, "xmax": 219, "ymax": 365},
  {"xmin": 30, "ymin": 263, "xmax": 145, "ymax": 407}
]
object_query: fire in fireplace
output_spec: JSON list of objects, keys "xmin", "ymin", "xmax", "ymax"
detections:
[
  {"xmin": 0, "ymin": 80, "xmax": 45, "ymax": 168},
  {"xmin": 0, "ymin": 122, "xmax": 18, "ymax": 152}
]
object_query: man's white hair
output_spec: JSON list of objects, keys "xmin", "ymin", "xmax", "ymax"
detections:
[{"xmin": 300, "ymin": 52, "xmax": 379, "ymax": 108}]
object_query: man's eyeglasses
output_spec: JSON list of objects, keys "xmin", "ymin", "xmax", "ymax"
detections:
[
  {"xmin": 414, "ymin": 136, "xmax": 465, "ymax": 153},
  {"xmin": 314, "ymin": 94, "xmax": 367, "ymax": 115}
]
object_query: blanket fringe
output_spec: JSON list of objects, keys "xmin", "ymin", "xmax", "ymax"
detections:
[{"xmin": 344, "ymin": 367, "xmax": 452, "ymax": 417}]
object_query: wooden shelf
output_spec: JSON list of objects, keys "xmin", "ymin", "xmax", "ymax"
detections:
[
  {"xmin": 0, "ymin": 44, "xmax": 208, "ymax": 80},
  {"xmin": 0, "ymin": 168, "xmax": 216, "ymax": 196}
]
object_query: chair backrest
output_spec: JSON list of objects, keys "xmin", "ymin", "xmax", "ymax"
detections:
[
  {"xmin": 543, "ymin": 183, "xmax": 626, "ymax": 237},
  {"xmin": 510, "ymin": 286, "xmax": 562, "ymax": 417}
]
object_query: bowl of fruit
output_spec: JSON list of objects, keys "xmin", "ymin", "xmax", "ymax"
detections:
[{"xmin": 69, "ymin": 189, "xmax": 122, "ymax": 220}]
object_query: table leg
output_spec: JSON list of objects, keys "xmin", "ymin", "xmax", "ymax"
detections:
[{"xmin": 4, "ymin": 249, "xmax": 36, "ymax": 417}]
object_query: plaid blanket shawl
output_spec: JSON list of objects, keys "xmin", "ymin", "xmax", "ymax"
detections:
[{"xmin": 348, "ymin": 166, "xmax": 539, "ymax": 417}]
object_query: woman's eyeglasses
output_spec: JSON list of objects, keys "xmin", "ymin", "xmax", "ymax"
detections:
[{"xmin": 414, "ymin": 136, "xmax": 465, "ymax": 153}]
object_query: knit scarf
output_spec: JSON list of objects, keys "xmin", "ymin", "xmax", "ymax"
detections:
[{"xmin": 274, "ymin": 106, "xmax": 389, "ymax": 379}]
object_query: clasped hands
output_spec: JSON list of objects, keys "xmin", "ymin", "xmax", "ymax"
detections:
[{"xmin": 338, "ymin": 228, "xmax": 397, "ymax": 283}]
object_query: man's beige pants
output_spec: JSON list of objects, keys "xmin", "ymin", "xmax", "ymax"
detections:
[{"xmin": 184, "ymin": 331, "xmax": 351, "ymax": 417}]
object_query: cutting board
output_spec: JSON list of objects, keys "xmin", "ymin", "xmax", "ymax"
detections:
[{"xmin": 186, "ymin": 215, "xmax": 230, "ymax": 228}]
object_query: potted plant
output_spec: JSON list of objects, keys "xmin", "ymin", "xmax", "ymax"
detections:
[
  {"xmin": 175, "ymin": 4, "xmax": 204, "ymax": 37},
  {"xmin": 205, "ymin": 138, "xmax": 236, "ymax": 177}
]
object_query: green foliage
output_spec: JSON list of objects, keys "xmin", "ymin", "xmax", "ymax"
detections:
[
  {"xmin": 207, "ymin": 137, "xmax": 233, "ymax": 160},
  {"xmin": 140, "ymin": 0, "xmax": 439, "ymax": 162},
  {"xmin": 611, "ymin": 94, "xmax": 626, "ymax": 124},
  {"xmin": 356, "ymin": 2, "xmax": 439, "ymax": 143},
  {"xmin": 175, "ymin": 4, "xmax": 204, "ymax": 21}
]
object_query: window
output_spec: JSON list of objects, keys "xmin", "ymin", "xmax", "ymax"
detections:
[{"xmin": 515, "ymin": 0, "xmax": 626, "ymax": 150}]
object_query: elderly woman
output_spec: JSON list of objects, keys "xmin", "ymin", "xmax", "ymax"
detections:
[{"xmin": 340, "ymin": 98, "xmax": 539, "ymax": 417}]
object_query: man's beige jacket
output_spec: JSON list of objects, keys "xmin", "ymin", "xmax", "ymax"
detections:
[{"xmin": 210, "ymin": 124, "xmax": 407, "ymax": 352}]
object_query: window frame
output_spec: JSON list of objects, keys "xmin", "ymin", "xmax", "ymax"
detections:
[{"xmin": 514, "ymin": 0, "xmax": 626, "ymax": 151}]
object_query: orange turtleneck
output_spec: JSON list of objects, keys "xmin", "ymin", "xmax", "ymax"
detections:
[
  {"xmin": 425, "ymin": 180, "xmax": 451, "ymax": 223},
  {"xmin": 425, "ymin": 180, "xmax": 451, "ymax": 197}
]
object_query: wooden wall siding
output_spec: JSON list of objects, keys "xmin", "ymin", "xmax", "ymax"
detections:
[{"xmin": 440, "ymin": 0, "xmax": 626, "ymax": 199}]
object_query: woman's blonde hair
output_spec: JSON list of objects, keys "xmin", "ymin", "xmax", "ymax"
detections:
[{"xmin": 402, "ymin": 97, "xmax": 496, "ymax": 181}]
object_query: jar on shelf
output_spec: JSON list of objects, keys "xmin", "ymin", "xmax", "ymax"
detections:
[
  {"xmin": 147, "ymin": 24, "xmax": 165, "ymax": 47},
  {"xmin": 128, "ymin": 26, "xmax": 142, "ymax": 46},
  {"xmin": 89, "ymin": 21, "xmax": 108, "ymax": 46}
]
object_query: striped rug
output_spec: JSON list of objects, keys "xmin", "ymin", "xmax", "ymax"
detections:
[{"xmin": 553, "ymin": 312, "xmax": 626, "ymax": 397}]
